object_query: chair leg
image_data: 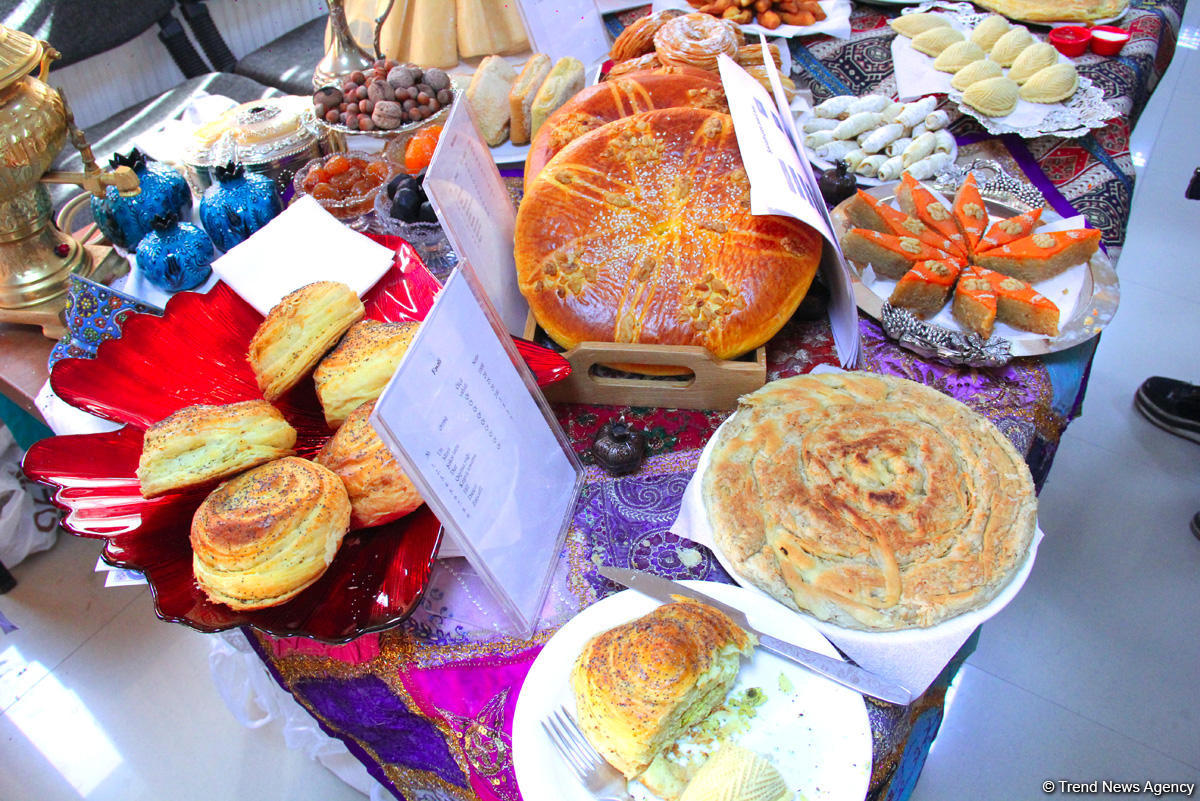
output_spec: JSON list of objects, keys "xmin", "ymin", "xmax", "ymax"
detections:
[{"xmin": 0, "ymin": 559, "xmax": 15, "ymax": 594}]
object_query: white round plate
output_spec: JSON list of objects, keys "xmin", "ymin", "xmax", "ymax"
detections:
[
  {"xmin": 512, "ymin": 581, "xmax": 872, "ymax": 801},
  {"xmin": 689, "ymin": 418, "xmax": 1043, "ymax": 653}
]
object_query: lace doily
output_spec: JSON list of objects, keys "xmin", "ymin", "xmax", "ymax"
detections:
[{"xmin": 948, "ymin": 77, "xmax": 1117, "ymax": 139}]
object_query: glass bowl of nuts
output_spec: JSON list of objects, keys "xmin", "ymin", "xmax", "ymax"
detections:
[
  {"xmin": 313, "ymin": 59, "xmax": 454, "ymax": 145},
  {"xmin": 292, "ymin": 151, "xmax": 398, "ymax": 229}
]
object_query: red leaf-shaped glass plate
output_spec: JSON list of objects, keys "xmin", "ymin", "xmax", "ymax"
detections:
[{"xmin": 23, "ymin": 238, "xmax": 570, "ymax": 642}]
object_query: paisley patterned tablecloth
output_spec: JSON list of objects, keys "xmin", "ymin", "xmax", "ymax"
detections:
[{"xmin": 246, "ymin": 2, "xmax": 1186, "ymax": 800}]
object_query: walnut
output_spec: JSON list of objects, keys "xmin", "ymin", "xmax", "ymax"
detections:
[
  {"xmin": 899, "ymin": 237, "xmax": 922, "ymax": 254},
  {"xmin": 928, "ymin": 261, "xmax": 952, "ymax": 277},
  {"xmin": 699, "ymin": 220, "xmax": 728, "ymax": 233},
  {"xmin": 998, "ymin": 218, "xmax": 1024, "ymax": 235},
  {"xmin": 902, "ymin": 218, "xmax": 926, "ymax": 234},
  {"xmin": 700, "ymin": 115, "xmax": 725, "ymax": 139},
  {"xmin": 1000, "ymin": 277, "xmax": 1024, "ymax": 291},
  {"xmin": 605, "ymin": 193, "xmax": 633, "ymax": 208},
  {"xmin": 1031, "ymin": 233, "xmax": 1056, "ymax": 248},
  {"xmin": 928, "ymin": 203, "xmax": 950, "ymax": 221},
  {"xmin": 963, "ymin": 202, "xmax": 986, "ymax": 220}
]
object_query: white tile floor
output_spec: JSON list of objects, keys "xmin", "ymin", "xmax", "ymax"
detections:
[{"xmin": 5, "ymin": 12, "xmax": 1200, "ymax": 801}]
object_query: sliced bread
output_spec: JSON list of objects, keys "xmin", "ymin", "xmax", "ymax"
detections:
[
  {"xmin": 466, "ymin": 55, "xmax": 517, "ymax": 146},
  {"xmin": 530, "ymin": 57, "xmax": 585, "ymax": 138},
  {"xmin": 509, "ymin": 53, "xmax": 552, "ymax": 145}
]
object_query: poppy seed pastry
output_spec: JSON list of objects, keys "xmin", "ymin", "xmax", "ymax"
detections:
[
  {"xmin": 515, "ymin": 108, "xmax": 821, "ymax": 370},
  {"xmin": 571, "ymin": 599, "xmax": 755, "ymax": 791},
  {"xmin": 524, "ymin": 68, "xmax": 727, "ymax": 188},
  {"xmin": 315, "ymin": 400, "xmax": 422, "ymax": 529},
  {"xmin": 248, "ymin": 281, "xmax": 365, "ymax": 401},
  {"xmin": 190, "ymin": 457, "xmax": 351, "ymax": 610},
  {"xmin": 137, "ymin": 400, "xmax": 297, "ymax": 498},
  {"xmin": 702, "ymin": 372, "xmax": 1037, "ymax": 631},
  {"xmin": 314, "ymin": 319, "xmax": 420, "ymax": 429}
]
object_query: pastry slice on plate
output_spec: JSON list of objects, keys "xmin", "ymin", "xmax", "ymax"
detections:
[
  {"xmin": 840, "ymin": 228, "xmax": 954, "ymax": 279},
  {"xmin": 896, "ymin": 173, "xmax": 969, "ymax": 257},
  {"xmin": 847, "ymin": 190, "xmax": 968, "ymax": 258},
  {"xmin": 975, "ymin": 227, "xmax": 1101, "ymax": 282},
  {"xmin": 889, "ymin": 258, "xmax": 963, "ymax": 319},
  {"xmin": 952, "ymin": 266, "xmax": 998, "ymax": 338},
  {"xmin": 976, "ymin": 207, "xmax": 1043, "ymax": 251},
  {"xmin": 986, "ymin": 268, "xmax": 1061, "ymax": 336},
  {"xmin": 952, "ymin": 173, "xmax": 990, "ymax": 254}
]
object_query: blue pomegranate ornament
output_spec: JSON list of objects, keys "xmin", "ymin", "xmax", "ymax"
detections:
[
  {"xmin": 136, "ymin": 213, "xmax": 214, "ymax": 293},
  {"xmin": 90, "ymin": 149, "xmax": 191, "ymax": 250},
  {"xmin": 199, "ymin": 162, "xmax": 282, "ymax": 251}
]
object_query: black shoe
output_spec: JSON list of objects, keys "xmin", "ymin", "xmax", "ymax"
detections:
[
  {"xmin": 1192, "ymin": 513, "xmax": 1200, "ymax": 542},
  {"xmin": 1134, "ymin": 377, "xmax": 1200, "ymax": 445}
]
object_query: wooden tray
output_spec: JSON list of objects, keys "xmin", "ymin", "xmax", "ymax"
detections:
[{"xmin": 524, "ymin": 314, "xmax": 765, "ymax": 411}]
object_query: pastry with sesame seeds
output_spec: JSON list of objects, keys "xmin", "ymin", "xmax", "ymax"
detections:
[
  {"xmin": 189, "ymin": 457, "xmax": 351, "ymax": 610},
  {"xmin": 137, "ymin": 400, "xmax": 297, "ymax": 499}
]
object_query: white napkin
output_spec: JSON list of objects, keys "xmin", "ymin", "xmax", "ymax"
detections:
[
  {"xmin": 651, "ymin": 0, "xmax": 853, "ymax": 41},
  {"xmin": 670, "ymin": 367, "xmax": 1045, "ymax": 698},
  {"xmin": 211, "ymin": 196, "xmax": 395, "ymax": 315}
]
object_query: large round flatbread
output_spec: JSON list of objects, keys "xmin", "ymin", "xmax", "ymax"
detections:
[
  {"xmin": 702, "ymin": 372, "xmax": 1037, "ymax": 631},
  {"xmin": 515, "ymin": 108, "xmax": 822, "ymax": 365}
]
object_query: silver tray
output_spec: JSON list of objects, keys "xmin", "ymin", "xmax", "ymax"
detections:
[{"xmin": 830, "ymin": 159, "xmax": 1120, "ymax": 367}]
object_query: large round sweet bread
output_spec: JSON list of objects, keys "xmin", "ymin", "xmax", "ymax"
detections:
[
  {"xmin": 515, "ymin": 108, "xmax": 822, "ymax": 364},
  {"xmin": 524, "ymin": 68, "xmax": 727, "ymax": 188},
  {"xmin": 702, "ymin": 372, "xmax": 1037, "ymax": 631}
]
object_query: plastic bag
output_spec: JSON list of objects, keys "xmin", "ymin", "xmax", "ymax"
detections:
[{"xmin": 0, "ymin": 425, "xmax": 57, "ymax": 567}]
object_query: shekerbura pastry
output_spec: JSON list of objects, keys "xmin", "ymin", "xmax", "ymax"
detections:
[
  {"xmin": 315, "ymin": 400, "xmax": 422, "ymax": 529},
  {"xmin": 677, "ymin": 743, "xmax": 789, "ymax": 801},
  {"xmin": 950, "ymin": 58, "xmax": 1003, "ymax": 91},
  {"xmin": 988, "ymin": 26, "xmax": 1033, "ymax": 67},
  {"xmin": 247, "ymin": 281, "xmax": 364, "ymax": 401},
  {"xmin": 933, "ymin": 40, "xmax": 986, "ymax": 73},
  {"xmin": 702, "ymin": 372, "xmax": 1037, "ymax": 631},
  {"xmin": 889, "ymin": 12, "xmax": 952, "ymax": 38},
  {"xmin": 190, "ymin": 457, "xmax": 351, "ymax": 610},
  {"xmin": 970, "ymin": 14, "xmax": 1011, "ymax": 52},
  {"xmin": 963, "ymin": 76, "xmax": 1020, "ymax": 117},
  {"xmin": 137, "ymin": 400, "xmax": 297, "ymax": 498},
  {"xmin": 1007, "ymin": 42, "xmax": 1060, "ymax": 84},
  {"xmin": 314, "ymin": 319, "xmax": 420, "ymax": 428},
  {"xmin": 609, "ymin": 8, "xmax": 684, "ymax": 62},
  {"xmin": 1019, "ymin": 63, "xmax": 1080, "ymax": 103},
  {"xmin": 571, "ymin": 599, "xmax": 755, "ymax": 797},
  {"xmin": 515, "ymin": 107, "xmax": 821, "ymax": 374},
  {"xmin": 910, "ymin": 26, "xmax": 965, "ymax": 57}
]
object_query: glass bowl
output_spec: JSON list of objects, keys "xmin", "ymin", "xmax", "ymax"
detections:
[
  {"xmin": 292, "ymin": 151, "xmax": 397, "ymax": 228},
  {"xmin": 372, "ymin": 187, "xmax": 458, "ymax": 282}
]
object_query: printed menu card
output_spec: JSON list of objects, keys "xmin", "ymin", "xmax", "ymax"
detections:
[{"xmin": 371, "ymin": 264, "xmax": 583, "ymax": 637}]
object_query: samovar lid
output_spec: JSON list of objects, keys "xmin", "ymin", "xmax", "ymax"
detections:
[{"xmin": 0, "ymin": 25, "xmax": 44, "ymax": 92}]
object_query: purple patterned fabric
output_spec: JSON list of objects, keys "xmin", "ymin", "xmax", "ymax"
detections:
[{"xmin": 297, "ymin": 675, "xmax": 468, "ymax": 789}]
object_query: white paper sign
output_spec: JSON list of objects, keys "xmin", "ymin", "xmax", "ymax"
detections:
[
  {"xmin": 718, "ymin": 54, "xmax": 860, "ymax": 367},
  {"xmin": 424, "ymin": 99, "xmax": 529, "ymax": 335},
  {"xmin": 371, "ymin": 265, "xmax": 583, "ymax": 637},
  {"xmin": 515, "ymin": 0, "xmax": 610, "ymax": 66}
]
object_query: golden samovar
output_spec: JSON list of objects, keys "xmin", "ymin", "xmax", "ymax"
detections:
[{"xmin": 0, "ymin": 25, "xmax": 134, "ymax": 337}]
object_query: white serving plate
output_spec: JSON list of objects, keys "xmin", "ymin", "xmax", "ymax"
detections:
[{"xmin": 512, "ymin": 581, "xmax": 872, "ymax": 801}]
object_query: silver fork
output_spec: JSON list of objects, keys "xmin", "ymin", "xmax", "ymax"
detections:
[{"xmin": 541, "ymin": 707, "xmax": 632, "ymax": 801}]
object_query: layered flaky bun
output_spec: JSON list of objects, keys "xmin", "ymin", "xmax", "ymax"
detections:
[
  {"xmin": 137, "ymin": 400, "xmax": 297, "ymax": 498},
  {"xmin": 314, "ymin": 319, "xmax": 419, "ymax": 429},
  {"xmin": 190, "ymin": 457, "xmax": 351, "ymax": 610},
  {"xmin": 571, "ymin": 599, "xmax": 754, "ymax": 795},
  {"xmin": 247, "ymin": 281, "xmax": 364, "ymax": 401},
  {"xmin": 315, "ymin": 400, "xmax": 422, "ymax": 529}
]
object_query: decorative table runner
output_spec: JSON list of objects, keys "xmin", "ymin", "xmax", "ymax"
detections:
[{"xmin": 242, "ymin": 2, "xmax": 1182, "ymax": 799}]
